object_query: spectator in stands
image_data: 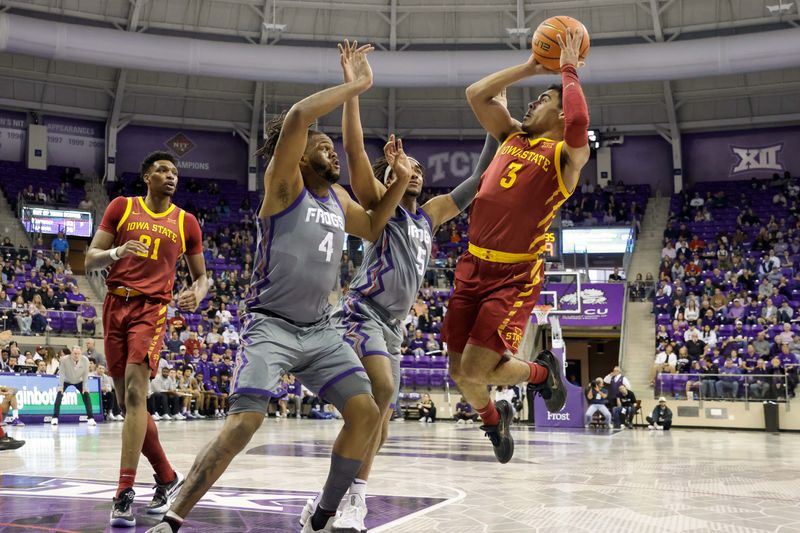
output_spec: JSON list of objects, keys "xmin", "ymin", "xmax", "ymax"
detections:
[
  {"xmin": 684, "ymin": 299, "xmax": 700, "ymax": 322},
  {"xmin": 683, "ymin": 323, "xmax": 700, "ymax": 343},
  {"xmin": 12, "ymin": 295, "xmax": 31, "ymax": 335},
  {"xmin": 51, "ymin": 231, "xmax": 69, "ymax": 260},
  {"xmin": 612, "ymin": 385, "xmax": 636, "ymax": 429},
  {"xmin": 608, "ymin": 267, "xmax": 623, "ymax": 282},
  {"xmin": 454, "ymin": 396, "xmax": 478, "ymax": 424},
  {"xmin": 686, "ymin": 331, "xmax": 706, "ymax": 360},
  {"xmin": 650, "ymin": 344, "xmax": 678, "ymax": 387},
  {"xmin": 710, "ymin": 288, "xmax": 728, "ymax": 314},
  {"xmin": 408, "ymin": 329, "xmax": 426, "ymax": 356},
  {"xmin": 51, "ymin": 346, "xmax": 95, "ymax": 426},
  {"xmin": 661, "ymin": 241, "xmax": 676, "ymax": 261},
  {"xmin": 584, "ymin": 378, "xmax": 611, "ymax": 428},
  {"xmin": 35, "ymin": 187, "xmax": 48, "ymax": 203},
  {"xmin": 29, "ymin": 294, "xmax": 48, "ymax": 334},
  {"xmin": 748, "ymin": 358, "xmax": 773, "ymax": 399},
  {"xmin": 603, "ymin": 366, "xmax": 630, "ymax": 400},
  {"xmin": 716, "ymin": 359, "xmax": 742, "ymax": 399},
  {"xmin": 177, "ymin": 367, "xmax": 203, "ymax": 419},
  {"xmin": 150, "ymin": 366, "xmax": 184, "ymax": 420},
  {"xmin": 416, "ymin": 393, "xmax": 436, "ymax": 423},
  {"xmin": 700, "ymin": 356, "xmax": 720, "ymax": 398},
  {"xmin": 759, "ymin": 298, "xmax": 779, "ymax": 325},
  {"xmin": 647, "ymin": 397, "xmax": 673, "ymax": 430},
  {"xmin": 778, "ymin": 301, "xmax": 795, "ymax": 324},
  {"xmin": 0, "ymin": 290, "xmax": 12, "ymax": 330},
  {"xmin": 701, "ymin": 324, "xmax": 718, "ymax": 348},
  {"xmin": 753, "ymin": 330, "xmax": 771, "ymax": 357}
]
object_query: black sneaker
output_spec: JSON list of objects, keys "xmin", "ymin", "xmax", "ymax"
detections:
[
  {"xmin": 0, "ymin": 436, "xmax": 25, "ymax": 451},
  {"xmin": 147, "ymin": 471, "xmax": 185, "ymax": 514},
  {"xmin": 531, "ymin": 350, "xmax": 566, "ymax": 413},
  {"xmin": 110, "ymin": 487, "xmax": 136, "ymax": 527},
  {"xmin": 479, "ymin": 399, "xmax": 514, "ymax": 464}
]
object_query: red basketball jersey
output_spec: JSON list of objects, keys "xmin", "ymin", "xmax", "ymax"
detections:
[
  {"xmin": 98, "ymin": 196, "xmax": 202, "ymax": 302},
  {"xmin": 468, "ymin": 133, "xmax": 573, "ymax": 256}
]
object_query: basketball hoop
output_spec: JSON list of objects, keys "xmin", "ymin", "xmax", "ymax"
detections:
[{"xmin": 532, "ymin": 305, "xmax": 552, "ymax": 326}]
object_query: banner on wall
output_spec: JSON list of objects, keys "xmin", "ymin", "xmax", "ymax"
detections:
[
  {"xmin": 683, "ymin": 126, "xmax": 800, "ymax": 181},
  {"xmin": 117, "ymin": 125, "xmax": 248, "ymax": 182},
  {"xmin": 537, "ymin": 282, "xmax": 625, "ymax": 327},
  {"xmin": 0, "ymin": 373, "xmax": 101, "ymax": 422},
  {"xmin": 43, "ymin": 116, "xmax": 105, "ymax": 175},
  {"xmin": 0, "ymin": 109, "xmax": 27, "ymax": 162}
]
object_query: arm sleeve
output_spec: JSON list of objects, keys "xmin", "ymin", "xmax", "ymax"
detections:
[
  {"xmin": 560, "ymin": 64, "xmax": 590, "ymax": 148},
  {"xmin": 98, "ymin": 196, "xmax": 129, "ymax": 234},
  {"xmin": 449, "ymin": 134, "xmax": 499, "ymax": 211},
  {"xmin": 183, "ymin": 213, "xmax": 203, "ymax": 256}
]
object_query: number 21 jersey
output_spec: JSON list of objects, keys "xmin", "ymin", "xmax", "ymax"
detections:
[{"xmin": 98, "ymin": 196, "xmax": 203, "ymax": 302}]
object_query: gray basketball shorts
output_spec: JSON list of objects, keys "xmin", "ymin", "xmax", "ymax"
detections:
[
  {"xmin": 228, "ymin": 312, "xmax": 372, "ymax": 415},
  {"xmin": 332, "ymin": 296, "xmax": 403, "ymax": 408}
]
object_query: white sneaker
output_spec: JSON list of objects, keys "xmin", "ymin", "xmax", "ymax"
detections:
[
  {"xmin": 192, "ymin": 411, "xmax": 200, "ymax": 418},
  {"xmin": 161, "ymin": 414, "xmax": 172, "ymax": 421},
  {"xmin": 467, "ymin": 419, "xmax": 474, "ymax": 424},
  {"xmin": 333, "ymin": 494, "xmax": 367, "ymax": 533},
  {"xmin": 647, "ymin": 425, "xmax": 655, "ymax": 430},
  {"xmin": 87, "ymin": 418, "xmax": 97, "ymax": 427},
  {"xmin": 115, "ymin": 414, "xmax": 124, "ymax": 421},
  {"xmin": 301, "ymin": 514, "xmax": 335, "ymax": 533},
  {"xmin": 418, "ymin": 417, "xmax": 426, "ymax": 423},
  {"xmin": 655, "ymin": 424, "xmax": 664, "ymax": 430},
  {"xmin": 275, "ymin": 411, "xmax": 282, "ymax": 418},
  {"xmin": 299, "ymin": 497, "xmax": 316, "ymax": 527},
  {"xmin": 50, "ymin": 417, "xmax": 58, "ymax": 426},
  {"xmin": 456, "ymin": 419, "xmax": 465, "ymax": 425},
  {"xmin": 151, "ymin": 413, "xmax": 161, "ymax": 421},
  {"xmin": 174, "ymin": 413, "xmax": 186, "ymax": 420}
]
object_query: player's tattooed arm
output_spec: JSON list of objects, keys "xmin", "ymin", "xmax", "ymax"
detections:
[
  {"xmin": 337, "ymin": 135, "xmax": 413, "ymax": 242},
  {"xmin": 341, "ymin": 39, "xmax": 386, "ymax": 210}
]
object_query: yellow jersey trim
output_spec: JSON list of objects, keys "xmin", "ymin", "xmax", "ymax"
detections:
[
  {"xmin": 116, "ymin": 197, "xmax": 133, "ymax": 232},
  {"xmin": 178, "ymin": 209, "xmax": 187, "ymax": 254},
  {"xmin": 554, "ymin": 141, "xmax": 570, "ymax": 198},
  {"xmin": 138, "ymin": 197, "xmax": 176, "ymax": 219},
  {"xmin": 468, "ymin": 242, "xmax": 538, "ymax": 264},
  {"xmin": 502, "ymin": 131, "xmax": 525, "ymax": 145}
]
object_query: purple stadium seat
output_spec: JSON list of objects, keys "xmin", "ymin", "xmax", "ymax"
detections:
[
  {"xmin": 655, "ymin": 373, "xmax": 673, "ymax": 398},
  {"xmin": 415, "ymin": 355, "xmax": 432, "ymax": 369},
  {"xmin": 61, "ymin": 312, "xmax": 78, "ymax": 334},
  {"xmin": 430, "ymin": 370, "xmax": 446, "ymax": 388},
  {"xmin": 400, "ymin": 355, "xmax": 415, "ymax": 368},
  {"xmin": 414, "ymin": 370, "xmax": 430, "ymax": 389},
  {"xmin": 46, "ymin": 311, "xmax": 62, "ymax": 333},
  {"xmin": 430, "ymin": 355, "xmax": 447, "ymax": 369}
]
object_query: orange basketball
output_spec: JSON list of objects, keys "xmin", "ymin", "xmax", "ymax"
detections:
[{"xmin": 532, "ymin": 16, "xmax": 590, "ymax": 72}]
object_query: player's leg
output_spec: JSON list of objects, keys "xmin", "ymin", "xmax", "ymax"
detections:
[
  {"xmin": 0, "ymin": 403, "xmax": 25, "ymax": 450},
  {"xmin": 355, "ymin": 355, "xmax": 395, "ymax": 479},
  {"xmin": 74, "ymin": 382, "xmax": 96, "ymax": 425},
  {"xmin": 155, "ymin": 408, "xmax": 265, "ymax": 529}
]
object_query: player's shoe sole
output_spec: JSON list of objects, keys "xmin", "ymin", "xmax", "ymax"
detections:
[
  {"xmin": 533, "ymin": 349, "xmax": 566, "ymax": 413},
  {"xmin": 147, "ymin": 470, "xmax": 185, "ymax": 514}
]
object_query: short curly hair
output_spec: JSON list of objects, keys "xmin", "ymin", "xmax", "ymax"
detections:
[
  {"xmin": 256, "ymin": 110, "xmax": 325, "ymax": 160},
  {"xmin": 140, "ymin": 151, "xmax": 176, "ymax": 179}
]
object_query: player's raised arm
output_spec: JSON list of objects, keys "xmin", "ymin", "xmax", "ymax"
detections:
[
  {"xmin": 260, "ymin": 41, "xmax": 375, "ymax": 217},
  {"xmin": 341, "ymin": 40, "xmax": 386, "ymax": 210},
  {"xmin": 85, "ymin": 196, "xmax": 150, "ymax": 271},
  {"xmin": 466, "ymin": 57, "xmax": 549, "ymax": 142},
  {"xmin": 558, "ymin": 28, "xmax": 591, "ymax": 193},
  {"xmin": 335, "ymin": 135, "xmax": 412, "ymax": 242}
]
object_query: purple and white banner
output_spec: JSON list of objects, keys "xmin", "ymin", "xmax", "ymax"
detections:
[
  {"xmin": 43, "ymin": 115, "xmax": 105, "ymax": 174},
  {"xmin": 537, "ymin": 282, "xmax": 625, "ymax": 327},
  {"xmin": 118, "ymin": 125, "xmax": 248, "ymax": 182},
  {"xmin": 684, "ymin": 126, "xmax": 800, "ymax": 182},
  {"xmin": 0, "ymin": 109, "xmax": 27, "ymax": 162},
  {"xmin": 533, "ymin": 347, "xmax": 586, "ymax": 428}
]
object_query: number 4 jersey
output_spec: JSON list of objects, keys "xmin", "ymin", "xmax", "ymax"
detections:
[
  {"xmin": 245, "ymin": 188, "xmax": 345, "ymax": 324},
  {"xmin": 99, "ymin": 196, "xmax": 203, "ymax": 302},
  {"xmin": 469, "ymin": 134, "xmax": 572, "ymax": 256}
]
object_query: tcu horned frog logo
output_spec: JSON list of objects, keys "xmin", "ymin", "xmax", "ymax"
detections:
[
  {"xmin": 560, "ymin": 288, "xmax": 607, "ymax": 306},
  {"xmin": 730, "ymin": 144, "xmax": 784, "ymax": 175}
]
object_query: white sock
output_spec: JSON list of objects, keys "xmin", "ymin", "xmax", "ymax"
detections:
[
  {"xmin": 349, "ymin": 479, "xmax": 367, "ymax": 498},
  {"xmin": 12, "ymin": 409, "xmax": 19, "ymax": 419}
]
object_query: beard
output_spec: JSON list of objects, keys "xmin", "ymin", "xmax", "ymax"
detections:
[{"xmin": 312, "ymin": 159, "xmax": 340, "ymax": 184}]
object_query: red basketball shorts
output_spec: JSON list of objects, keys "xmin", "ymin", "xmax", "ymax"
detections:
[
  {"xmin": 103, "ymin": 293, "xmax": 168, "ymax": 379},
  {"xmin": 442, "ymin": 253, "xmax": 544, "ymax": 356}
]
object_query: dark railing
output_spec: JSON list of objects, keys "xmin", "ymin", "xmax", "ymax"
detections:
[{"xmin": 654, "ymin": 367, "xmax": 797, "ymax": 403}]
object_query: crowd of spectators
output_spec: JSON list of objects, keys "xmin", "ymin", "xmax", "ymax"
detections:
[
  {"xmin": 649, "ymin": 172, "xmax": 799, "ymax": 400},
  {"xmin": 560, "ymin": 181, "xmax": 648, "ymax": 233}
]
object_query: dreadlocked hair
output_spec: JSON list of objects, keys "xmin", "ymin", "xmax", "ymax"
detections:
[
  {"xmin": 256, "ymin": 110, "xmax": 327, "ymax": 160},
  {"xmin": 372, "ymin": 156, "xmax": 391, "ymax": 183}
]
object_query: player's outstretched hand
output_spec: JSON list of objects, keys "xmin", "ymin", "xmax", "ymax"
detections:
[
  {"xmin": 177, "ymin": 290, "xmax": 199, "ymax": 312},
  {"xmin": 341, "ymin": 39, "xmax": 374, "ymax": 89},
  {"xmin": 557, "ymin": 27, "xmax": 584, "ymax": 69},
  {"xmin": 118, "ymin": 239, "xmax": 150, "ymax": 258},
  {"xmin": 383, "ymin": 134, "xmax": 413, "ymax": 180}
]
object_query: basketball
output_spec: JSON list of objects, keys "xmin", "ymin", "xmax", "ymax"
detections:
[{"xmin": 532, "ymin": 16, "xmax": 591, "ymax": 72}]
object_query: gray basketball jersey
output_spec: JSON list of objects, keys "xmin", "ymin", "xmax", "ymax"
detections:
[
  {"xmin": 245, "ymin": 188, "xmax": 345, "ymax": 324},
  {"xmin": 349, "ymin": 206, "xmax": 433, "ymax": 320}
]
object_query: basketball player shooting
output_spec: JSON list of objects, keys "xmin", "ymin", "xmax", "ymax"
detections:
[{"xmin": 442, "ymin": 28, "xmax": 590, "ymax": 463}]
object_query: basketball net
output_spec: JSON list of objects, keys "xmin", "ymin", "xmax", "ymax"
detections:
[{"xmin": 532, "ymin": 305, "xmax": 553, "ymax": 326}]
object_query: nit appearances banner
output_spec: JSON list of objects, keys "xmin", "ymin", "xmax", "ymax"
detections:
[{"xmin": 0, "ymin": 373, "xmax": 101, "ymax": 421}]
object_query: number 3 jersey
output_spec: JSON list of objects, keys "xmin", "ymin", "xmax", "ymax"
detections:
[
  {"xmin": 98, "ymin": 196, "xmax": 203, "ymax": 302},
  {"xmin": 245, "ymin": 188, "xmax": 345, "ymax": 324},
  {"xmin": 469, "ymin": 133, "xmax": 572, "ymax": 256},
  {"xmin": 349, "ymin": 206, "xmax": 433, "ymax": 320}
]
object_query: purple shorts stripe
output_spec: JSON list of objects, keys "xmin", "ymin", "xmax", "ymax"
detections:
[
  {"xmin": 318, "ymin": 367, "xmax": 366, "ymax": 400},
  {"xmin": 233, "ymin": 387, "xmax": 285, "ymax": 398}
]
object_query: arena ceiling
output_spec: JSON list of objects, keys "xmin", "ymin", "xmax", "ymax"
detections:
[{"xmin": 1, "ymin": 0, "xmax": 799, "ymax": 140}]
